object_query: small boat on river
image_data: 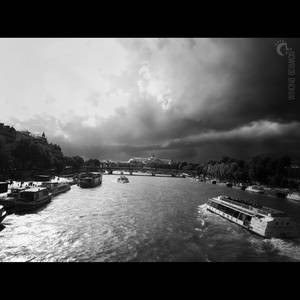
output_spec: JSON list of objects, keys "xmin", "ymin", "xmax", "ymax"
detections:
[
  {"xmin": 14, "ymin": 187, "xmax": 51, "ymax": 213},
  {"xmin": 117, "ymin": 176, "xmax": 129, "ymax": 183},
  {"xmin": 206, "ymin": 195, "xmax": 298, "ymax": 238},
  {"xmin": 79, "ymin": 172, "xmax": 102, "ymax": 188},
  {"xmin": 245, "ymin": 185, "xmax": 264, "ymax": 194},
  {"xmin": 287, "ymin": 192, "xmax": 300, "ymax": 202}
]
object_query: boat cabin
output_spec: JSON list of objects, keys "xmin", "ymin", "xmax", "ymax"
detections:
[{"xmin": 18, "ymin": 188, "xmax": 49, "ymax": 202}]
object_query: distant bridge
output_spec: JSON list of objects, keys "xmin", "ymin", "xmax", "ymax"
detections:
[{"xmin": 81, "ymin": 166, "xmax": 193, "ymax": 177}]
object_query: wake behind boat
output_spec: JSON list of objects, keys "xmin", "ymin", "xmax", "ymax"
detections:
[{"xmin": 206, "ymin": 195, "xmax": 298, "ymax": 238}]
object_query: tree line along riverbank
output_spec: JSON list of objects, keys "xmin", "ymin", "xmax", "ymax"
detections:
[{"xmin": 1, "ymin": 124, "xmax": 299, "ymax": 188}]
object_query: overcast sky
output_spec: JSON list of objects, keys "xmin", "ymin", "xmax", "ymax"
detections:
[{"xmin": 0, "ymin": 38, "xmax": 299, "ymax": 162}]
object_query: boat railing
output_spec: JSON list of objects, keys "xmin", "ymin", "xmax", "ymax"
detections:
[{"xmin": 215, "ymin": 196, "xmax": 284, "ymax": 217}]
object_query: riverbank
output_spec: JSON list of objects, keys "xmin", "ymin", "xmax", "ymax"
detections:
[{"xmin": 191, "ymin": 176, "xmax": 297, "ymax": 200}]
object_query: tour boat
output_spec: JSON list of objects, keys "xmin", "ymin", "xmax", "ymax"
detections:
[
  {"xmin": 117, "ymin": 176, "xmax": 129, "ymax": 183},
  {"xmin": 0, "ymin": 205, "xmax": 7, "ymax": 224},
  {"xmin": 14, "ymin": 187, "xmax": 51, "ymax": 212},
  {"xmin": 245, "ymin": 185, "xmax": 264, "ymax": 194},
  {"xmin": 226, "ymin": 182, "xmax": 233, "ymax": 187},
  {"xmin": 211, "ymin": 180, "xmax": 217, "ymax": 184},
  {"xmin": 286, "ymin": 192, "xmax": 300, "ymax": 202},
  {"xmin": 206, "ymin": 195, "xmax": 298, "ymax": 238},
  {"xmin": 40, "ymin": 181, "xmax": 71, "ymax": 197},
  {"xmin": 79, "ymin": 172, "xmax": 102, "ymax": 188}
]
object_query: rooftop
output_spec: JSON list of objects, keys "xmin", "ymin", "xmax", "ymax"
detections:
[{"xmin": 21, "ymin": 187, "xmax": 48, "ymax": 193}]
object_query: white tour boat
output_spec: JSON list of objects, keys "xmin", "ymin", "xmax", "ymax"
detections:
[
  {"xmin": 206, "ymin": 195, "xmax": 298, "ymax": 238},
  {"xmin": 245, "ymin": 185, "xmax": 265, "ymax": 194}
]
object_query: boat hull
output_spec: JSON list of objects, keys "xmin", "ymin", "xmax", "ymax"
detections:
[
  {"xmin": 50, "ymin": 184, "xmax": 71, "ymax": 196},
  {"xmin": 14, "ymin": 197, "xmax": 51, "ymax": 213},
  {"xmin": 79, "ymin": 180, "xmax": 101, "ymax": 188}
]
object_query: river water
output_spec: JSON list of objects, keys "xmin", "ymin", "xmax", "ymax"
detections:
[{"xmin": 1, "ymin": 174, "xmax": 300, "ymax": 262}]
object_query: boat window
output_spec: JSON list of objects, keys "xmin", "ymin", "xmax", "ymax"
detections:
[
  {"xmin": 245, "ymin": 215, "xmax": 252, "ymax": 222},
  {"xmin": 43, "ymin": 190, "xmax": 48, "ymax": 196},
  {"xmin": 233, "ymin": 211, "xmax": 239, "ymax": 218}
]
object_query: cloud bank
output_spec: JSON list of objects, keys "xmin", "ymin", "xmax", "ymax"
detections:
[{"xmin": 1, "ymin": 38, "xmax": 299, "ymax": 161}]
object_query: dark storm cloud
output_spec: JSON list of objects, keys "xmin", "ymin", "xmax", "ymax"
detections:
[{"xmin": 9, "ymin": 38, "xmax": 300, "ymax": 162}]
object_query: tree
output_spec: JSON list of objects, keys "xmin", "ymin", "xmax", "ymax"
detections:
[
  {"xmin": 0, "ymin": 141, "xmax": 10, "ymax": 170},
  {"xmin": 72, "ymin": 156, "xmax": 85, "ymax": 170},
  {"xmin": 85, "ymin": 159, "xmax": 100, "ymax": 168}
]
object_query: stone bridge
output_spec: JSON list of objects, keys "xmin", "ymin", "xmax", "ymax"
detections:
[{"xmin": 98, "ymin": 166, "xmax": 189, "ymax": 177}]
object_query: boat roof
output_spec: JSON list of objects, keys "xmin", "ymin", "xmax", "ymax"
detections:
[
  {"xmin": 249, "ymin": 185, "xmax": 264, "ymax": 189},
  {"xmin": 10, "ymin": 187, "xmax": 27, "ymax": 191},
  {"xmin": 80, "ymin": 172, "xmax": 101, "ymax": 177},
  {"xmin": 20, "ymin": 187, "xmax": 48, "ymax": 193},
  {"xmin": 211, "ymin": 195, "xmax": 286, "ymax": 217}
]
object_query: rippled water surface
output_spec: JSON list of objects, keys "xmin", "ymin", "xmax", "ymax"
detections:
[{"xmin": 1, "ymin": 175, "xmax": 300, "ymax": 262}]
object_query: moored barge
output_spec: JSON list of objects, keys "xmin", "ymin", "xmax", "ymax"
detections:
[
  {"xmin": 207, "ymin": 195, "xmax": 298, "ymax": 238},
  {"xmin": 40, "ymin": 181, "xmax": 71, "ymax": 197},
  {"xmin": 14, "ymin": 187, "xmax": 51, "ymax": 213},
  {"xmin": 79, "ymin": 172, "xmax": 102, "ymax": 188}
]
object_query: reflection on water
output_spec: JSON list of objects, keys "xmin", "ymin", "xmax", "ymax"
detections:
[{"xmin": 1, "ymin": 175, "xmax": 300, "ymax": 262}]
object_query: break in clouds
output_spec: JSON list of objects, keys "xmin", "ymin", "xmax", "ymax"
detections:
[{"xmin": 1, "ymin": 38, "xmax": 299, "ymax": 162}]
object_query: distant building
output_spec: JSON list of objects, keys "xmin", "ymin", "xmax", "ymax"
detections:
[
  {"xmin": 287, "ymin": 163, "xmax": 300, "ymax": 179},
  {"xmin": 16, "ymin": 130, "xmax": 47, "ymax": 143},
  {"xmin": 0, "ymin": 123, "xmax": 16, "ymax": 143},
  {"xmin": 128, "ymin": 154, "xmax": 172, "ymax": 167}
]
